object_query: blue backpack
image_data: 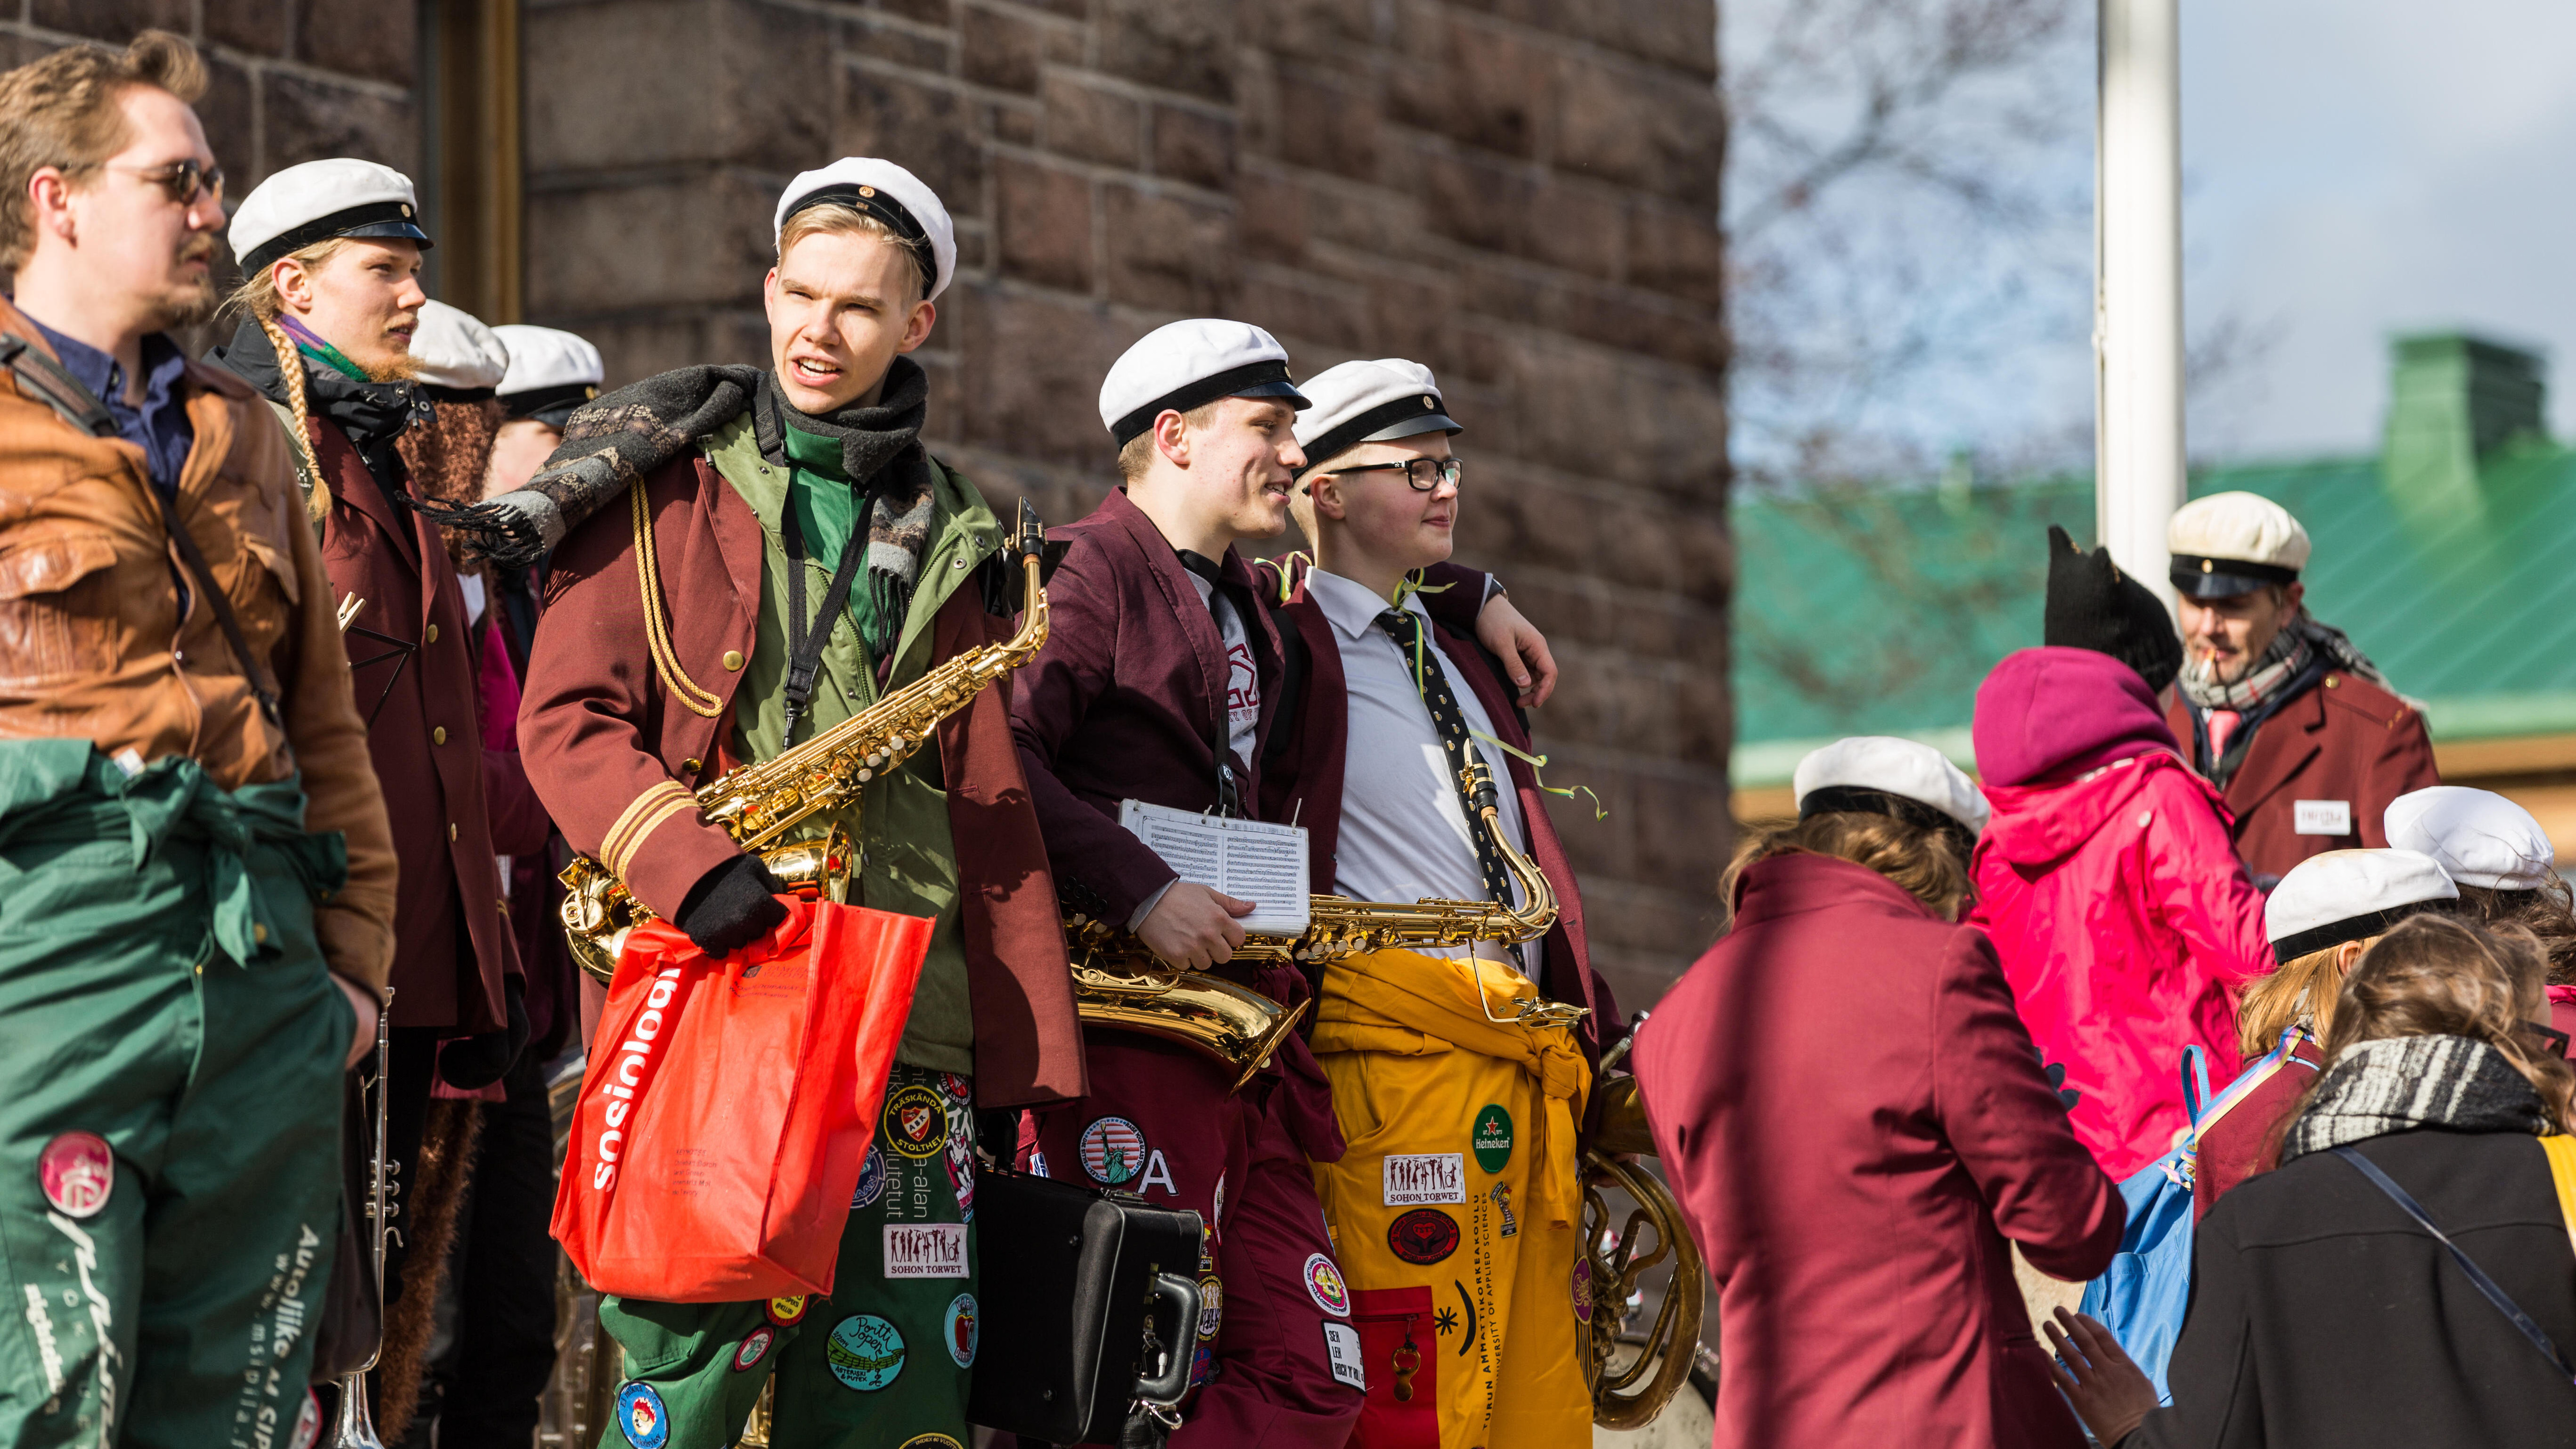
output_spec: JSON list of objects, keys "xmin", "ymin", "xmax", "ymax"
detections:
[{"xmin": 2075, "ymin": 1025, "xmax": 2310, "ymax": 1401}]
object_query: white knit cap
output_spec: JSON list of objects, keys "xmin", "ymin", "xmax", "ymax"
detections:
[
  {"xmin": 2385, "ymin": 787, "xmax": 2558, "ymax": 891},
  {"xmin": 406, "ymin": 301, "xmax": 508, "ymax": 392},
  {"xmin": 773, "ymin": 158, "xmax": 956, "ymax": 302},
  {"xmin": 1793, "ymin": 736, "xmax": 1990, "ymax": 836},
  {"xmin": 2265, "ymin": 848, "xmax": 2456, "ymax": 964}
]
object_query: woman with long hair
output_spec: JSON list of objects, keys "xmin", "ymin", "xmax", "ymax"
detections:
[
  {"xmin": 1635, "ymin": 737, "xmax": 2124, "ymax": 1449},
  {"xmin": 2050, "ymin": 912, "xmax": 2576, "ymax": 1448}
]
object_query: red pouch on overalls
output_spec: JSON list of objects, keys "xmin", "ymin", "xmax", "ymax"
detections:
[{"xmin": 552, "ymin": 897, "xmax": 933, "ymax": 1302}]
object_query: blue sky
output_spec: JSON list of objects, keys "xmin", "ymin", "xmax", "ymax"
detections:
[{"xmin": 2184, "ymin": 0, "xmax": 2576, "ymax": 460}]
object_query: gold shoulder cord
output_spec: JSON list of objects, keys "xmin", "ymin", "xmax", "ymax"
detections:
[{"xmin": 631, "ymin": 479, "xmax": 726, "ymax": 718}]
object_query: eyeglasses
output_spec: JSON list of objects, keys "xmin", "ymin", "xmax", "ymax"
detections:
[
  {"xmin": 2522, "ymin": 1021, "xmax": 2570, "ymax": 1061},
  {"xmin": 1319, "ymin": 457, "xmax": 1462, "ymax": 492},
  {"xmin": 107, "ymin": 159, "xmax": 224, "ymax": 208}
]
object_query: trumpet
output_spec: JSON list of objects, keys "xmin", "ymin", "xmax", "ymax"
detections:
[
  {"xmin": 1063, "ymin": 761, "xmax": 1577, "ymax": 1083},
  {"xmin": 331, "ymin": 990, "xmax": 396, "ymax": 1449}
]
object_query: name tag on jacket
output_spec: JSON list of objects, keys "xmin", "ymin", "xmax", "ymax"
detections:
[{"xmin": 2294, "ymin": 800, "xmax": 2353, "ymax": 836}]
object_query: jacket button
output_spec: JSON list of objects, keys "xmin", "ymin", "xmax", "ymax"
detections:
[
  {"xmin": 682, "ymin": 757, "xmax": 704, "ymax": 775},
  {"xmin": 723, "ymin": 650, "xmax": 745, "ymax": 671},
  {"xmin": 426, "ymin": 623, "xmax": 440, "ymax": 645},
  {"xmin": 448, "ymin": 822, "xmax": 458, "ymax": 842},
  {"xmin": 432, "ymin": 726, "xmax": 447, "ymax": 745},
  {"xmin": 253, "ymin": 923, "xmax": 268, "ymax": 944}
]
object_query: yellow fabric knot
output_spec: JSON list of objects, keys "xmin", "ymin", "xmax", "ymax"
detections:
[{"xmin": 1313, "ymin": 948, "xmax": 1592, "ymax": 1225}]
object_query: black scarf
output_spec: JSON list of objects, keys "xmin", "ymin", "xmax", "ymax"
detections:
[
  {"xmin": 206, "ymin": 318, "xmax": 427, "ymax": 505},
  {"xmin": 2281, "ymin": 1034, "xmax": 2553, "ymax": 1162},
  {"xmin": 447, "ymin": 356, "xmax": 933, "ymax": 570}
]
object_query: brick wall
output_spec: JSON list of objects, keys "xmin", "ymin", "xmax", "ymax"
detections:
[
  {"xmin": 523, "ymin": 0, "xmax": 1730, "ymax": 1005},
  {"xmin": 1, "ymin": 1, "xmax": 421, "ymax": 207}
]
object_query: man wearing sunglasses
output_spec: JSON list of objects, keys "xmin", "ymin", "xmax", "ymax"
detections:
[
  {"xmin": 0, "ymin": 30, "xmax": 396, "ymax": 1446},
  {"xmin": 1255, "ymin": 358, "xmax": 1621, "ymax": 1449}
]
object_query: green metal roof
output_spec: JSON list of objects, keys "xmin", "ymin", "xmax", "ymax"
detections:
[{"xmin": 1733, "ymin": 336, "xmax": 2576, "ymax": 787}]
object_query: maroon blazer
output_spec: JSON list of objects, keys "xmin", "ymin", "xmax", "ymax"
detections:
[
  {"xmin": 1008, "ymin": 488, "xmax": 1291, "ymax": 926},
  {"xmin": 311, "ymin": 417, "xmax": 515, "ymax": 1033},
  {"xmin": 1633, "ymin": 853, "xmax": 2124, "ymax": 1449},
  {"xmin": 517, "ymin": 444, "xmax": 1083, "ymax": 1108},
  {"xmin": 2166, "ymin": 668, "xmax": 2439, "ymax": 882},
  {"xmin": 1257, "ymin": 580, "xmax": 1621, "ymax": 1060}
]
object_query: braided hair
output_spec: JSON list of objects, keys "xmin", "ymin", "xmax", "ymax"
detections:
[{"xmin": 224, "ymin": 240, "xmax": 344, "ymax": 522}]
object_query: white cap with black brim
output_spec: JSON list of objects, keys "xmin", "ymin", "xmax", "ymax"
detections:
[
  {"xmin": 407, "ymin": 300, "xmax": 508, "ymax": 395},
  {"xmin": 2265, "ymin": 848, "xmax": 2457, "ymax": 965},
  {"xmin": 2167, "ymin": 490, "xmax": 2311, "ymax": 600},
  {"xmin": 493, "ymin": 324, "xmax": 604, "ymax": 430},
  {"xmin": 2385, "ymin": 786, "xmax": 2560, "ymax": 892},
  {"xmin": 229, "ymin": 157, "xmax": 432, "ymax": 278},
  {"xmin": 1792, "ymin": 736, "xmax": 1990, "ymax": 859},
  {"xmin": 1291, "ymin": 357, "xmax": 1459, "ymax": 479},
  {"xmin": 1098, "ymin": 319, "xmax": 1309, "ymax": 449},
  {"xmin": 773, "ymin": 157, "xmax": 957, "ymax": 303}
]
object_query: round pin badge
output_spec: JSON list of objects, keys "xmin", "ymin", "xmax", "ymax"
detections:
[
  {"xmin": 826, "ymin": 1313, "xmax": 906, "ymax": 1392},
  {"xmin": 615, "ymin": 1382, "xmax": 670, "ymax": 1449},
  {"xmin": 287, "ymin": 1390, "xmax": 322, "ymax": 1449},
  {"xmin": 1079, "ymin": 1115, "xmax": 1148, "ymax": 1186},
  {"xmin": 899, "ymin": 1437, "xmax": 965, "ymax": 1449},
  {"xmin": 1387, "ymin": 1207, "xmax": 1461, "ymax": 1265},
  {"xmin": 1570, "ymin": 1258, "xmax": 1595, "ymax": 1323},
  {"xmin": 1302, "ymin": 1253, "xmax": 1351, "ymax": 1318},
  {"xmin": 939, "ymin": 1071, "xmax": 974, "ymax": 1103},
  {"xmin": 946, "ymin": 1293, "xmax": 979, "ymax": 1367},
  {"xmin": 884, "ymin": 1083, "xmax": 949, "ymax": 1160},
  {"xmin": 1471, "ymin": 1104, "xmax": 1513, "ymax": 1173},
  {"xmin": 852, "ymin": 1145, "xmax": 888, "ymax": 1211},
  {"xmin": 765, "ymin": 1293, "xmax": 809, "ymax": 1328},
  {"xmin": 731, "ymin": 1324, "xmax": 777, "ymax": 1373},
  {"xmin": 38, "ymin": 1131, "xmax": 113, "ymax": 1220}
]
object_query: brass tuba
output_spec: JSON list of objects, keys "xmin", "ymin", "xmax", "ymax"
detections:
[
  {"xmin": 1578, "ymin": 1014, "xmax": 1706, "ymax": 1429},
  {"xmin": 560, "ymin": 501, "xmax": 1053, "ymax": 982},
  {"xmin": 1063, "ymin": 760, "xmax": 1574, "ymax": 1084}
]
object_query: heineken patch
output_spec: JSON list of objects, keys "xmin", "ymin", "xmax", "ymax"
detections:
[
  {"xmin": 1382, "ymin": 1152, "xmax": 1464, "ymax": 1206},
  {"xmin": 1471, "ymin": 1105, "xmax": 1513, "ymax": 1172}
]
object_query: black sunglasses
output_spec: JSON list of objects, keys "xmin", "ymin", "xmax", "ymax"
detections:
[{"xmin": 106, "ymin": 158, "xmax": 224, "ymax": 208}]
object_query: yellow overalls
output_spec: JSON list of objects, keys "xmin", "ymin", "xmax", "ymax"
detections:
[{"xmin": 1308, "ymin": 948, "xmax": 1594, "ymax": 1448}]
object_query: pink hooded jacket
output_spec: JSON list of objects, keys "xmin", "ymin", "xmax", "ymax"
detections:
[{"xmin": 1969, "ymin": 648, "xmax": 2272, "ymax": 1181}]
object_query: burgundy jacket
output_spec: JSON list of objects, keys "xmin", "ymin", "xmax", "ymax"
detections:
[
  {"xmin": 1257, "ymin": 577, "xmax": 1622, "ymax": 1061},
  {"xmin": 1633, "ymin": 853, "xmax": 2125, "ymax": 1449},
  {"xmin": 516, "ymin": 444, "xmax": 1083, "ymax": 1108},
  {"xmin": 2166, "ymin": 669, "xmax": 2439, "ymax": 882},
  {"xmin": 312, "ymin": 417, "xmax": 515, "ymax": 1033}
]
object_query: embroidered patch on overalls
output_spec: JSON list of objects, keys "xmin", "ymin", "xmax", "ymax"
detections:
[
  {"xmin": 1570, "ymin": 1258, "xmax": 1595, "ymax": 1323},
  {"xmin": 885, "ymin": 1222, "xmax": 969, "ymax": 1278},
  {"xmin": 946, "ymin": 1293, "xmax": 980, "ymax": 1367},
  {"xmin": 826, "ymin": 1313, "xmax": 906, "ymax": 1391},
  {"xmin": 615, "ymin": 1383, "xmax": 670, "ymax": 1448},
  {"xmin": 732, "ymin": 1325, "xmax": 776, "ymax": 1373},
  {"xmin": 1197, "ymin": 1275, "xmax": 1224, "ymax": 1339},
  {"xmin": 39, "ymin": 1132, "xmax": 112, "ymax": 1219},
  {"xmin": 1388, "ymin": 1208, "xmax": 1461, "ymax": 1265},
  {"xmin": 899, "ymin": 1437, "xmax": 964, "ymax": 1449},
  {"xmin": 1321, "ymin": 1321, "xmax": 1366, "ymax": 1390},
  {"xmin": 853, "ymin": 1144, "xmax": 888, "ymax": 1210},
  {"xmin": 1471, "ymin": 1104, "xmax": 1513, "ymax": 1172},
  {"xmin": 1080, "ymin": 1115, "xmax": 1147, "ymax": 1185},
  {"xmin": 1382, "ymin": 1152, "xmax": 1464, "ymax": 1205},
  {"xmin": 884, "ymin": 1084, "xmax": 949, "ymax": 1160},
  {"xmin": 939, "ymin": 1071, "xmax": 973, "ymax": 1102},
  {"xmin": 766, "ymin": 1294, "xmax": 810, "ymax": 1327},
  {"xmin": 1304, "ymin": 1253, "xmax": 1351, "ymax": 1318}
]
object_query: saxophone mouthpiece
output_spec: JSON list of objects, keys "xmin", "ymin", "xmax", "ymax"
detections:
[{"xmin": 1012, "ymin": 498, "xmax": 1045, "ymax": 562}]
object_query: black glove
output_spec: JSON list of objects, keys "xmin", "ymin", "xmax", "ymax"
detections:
[
  {"xmin": 676, "ymin": 854, "xmax": 789, "ymax": 958},
  {"xmin": 438, "ymin": 974, "xmax": 529, "ymax": 1090}
]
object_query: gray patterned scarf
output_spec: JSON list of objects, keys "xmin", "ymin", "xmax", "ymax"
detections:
[
  {"xmin": 2281, "ymin": 1034, "xmax": 2551, "ymax": 1162},
  {"xmin": 2180, "ymin": 611, "xmax": 2390, "ymax": 712}
]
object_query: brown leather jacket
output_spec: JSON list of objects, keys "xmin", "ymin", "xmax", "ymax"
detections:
[{"xmin": 0, "ymin": 298, "xmax": 396, "ymax": 988}]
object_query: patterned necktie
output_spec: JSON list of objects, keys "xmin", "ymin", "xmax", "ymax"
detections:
[{"xmin": 1377, "ymin": 607, "xmax": 1524, "ymax": 965}]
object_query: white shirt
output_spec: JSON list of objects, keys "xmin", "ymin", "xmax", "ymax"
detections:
[{"xmin": 1305, "ymin": 568, "xmax": 1543, "ymax": 976}]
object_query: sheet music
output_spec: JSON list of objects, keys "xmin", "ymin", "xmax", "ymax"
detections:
[{"xmin": 1118, "ymin": 800, "xmax": 1312, "ymax": 937}]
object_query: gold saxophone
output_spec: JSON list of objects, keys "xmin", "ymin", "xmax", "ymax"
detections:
[
  {"xmin": 1063, "ymin": 760, "xmax": 1577, "ymax": 1088},
  {"xmin": 559, "ymin": 500, "xmax": 1052, "ymax": 983}
]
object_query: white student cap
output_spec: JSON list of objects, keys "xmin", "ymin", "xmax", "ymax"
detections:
[
  {"xmin": 2385, "ymin": 786, "xmax": 2558, "ymax": 892},
  {"xmin": 1291, "ymin": 358, "xmax": 1459, "ymax": 479},
  {"xmin": 405, "ymin": 301, "xmax": 508, "ymax": 393},
  {"xmin": 1793, "ymin": 736, "xmax": 1991, "ymax": 838},
  {"xmin": 773, "ymin": 158, "xmax": 956, "ymax": 303},
  {"xmin": 1098, "ymin": 319, "xmax": 1309, "ymax": 449},
  {"xmin": 2168, "ymin": 491, "xmax": 2311, "ymax": 600},
  {"xmin": 493, "ymin": 325, "xmax": 604, "ymax": 429},
  {"xmin": 229, "ymin": 158, "xmax": 430, "ymax": 277},
  {"xmin": 2265, "ymin": 848, "xmax": 2457, "ymax": 965}
]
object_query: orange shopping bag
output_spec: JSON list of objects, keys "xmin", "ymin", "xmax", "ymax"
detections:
[{"xmin": 552, "ymin": 896, "xmax": 933, "ymax": 1302}]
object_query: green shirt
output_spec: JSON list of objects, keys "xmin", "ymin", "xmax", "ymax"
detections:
[{"xmin": 705, "ymin": 413, "xmax": 1001, "ymax": 1076}]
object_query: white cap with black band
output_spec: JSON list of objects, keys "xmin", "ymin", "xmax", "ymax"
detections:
[
  {"xmin": 407, "ymin": 300, "xmax": 508, "ymax": 393},
  {"xmin": 1292, "ymin": 358, "xmax": 1459, "ymax": 479},
  {"xmin": 1792, "ymin": 736, "xmax": 1990, "ymax": 856},
  {"xmin": 2265, "ymin": 848, "xmax": 2456, "ymax": 965},
  {"xmin": 773, "ymin": 158, "xmax": 956, "ymax": 302},
  {"xmin": 229, "ymin": 158, "xmax": 431, "ymax": 277},
  {"xmin": 1098, "ymin": 319, "xmax": 1308, "ymax": 449},
  {"xmin": 2385, "ymin": 786, "xmax": 2559, "ymax": 892},
  {"xmin": 2168, "ymin": 491, "xmax": 2311, "ymax": 600},
  {"xmin": 493, "ymin": 325, "xmax": 604, "ymax": 429}
]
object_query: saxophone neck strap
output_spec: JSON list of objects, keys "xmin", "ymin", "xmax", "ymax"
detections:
[{"xmin": 779, "ymin": 480, "xmax": 877, "ymax": 746}]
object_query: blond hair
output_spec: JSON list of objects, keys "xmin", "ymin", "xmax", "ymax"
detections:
[
  {"xmin": 0, "ymin": 30, "xmax": 205, "ymax": 270},
  {"xmin": 778, "ymin": 202, "xmax": 929, "ymax": 306},
  {"xmin": 222, "ymin": 240, "xmax": 348, "ymax": 522},
  {"xmin": 1724, "ymin": 810, "xmax": 1971, "ymax": 920},
  {"xmin": 2237, "ymin": 941, "xmax": 2359, "ymax": 1058}
]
